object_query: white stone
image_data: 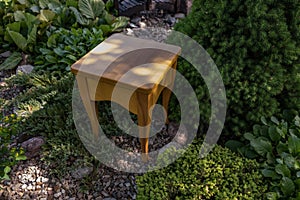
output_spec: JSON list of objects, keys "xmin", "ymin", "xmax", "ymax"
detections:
[{"xmin": 16, "ymin": 65, "xmax": 34, "ymax": 74}]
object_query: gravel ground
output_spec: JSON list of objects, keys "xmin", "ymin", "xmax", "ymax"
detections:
[{"xmin": 0, "ymin": 14, "xmax": 188, "ymax": 199}]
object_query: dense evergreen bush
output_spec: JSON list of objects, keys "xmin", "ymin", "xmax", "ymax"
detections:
[
  {"xmin": 172, "ymin": 0, "xmax": 300, "ymax": 136},
  {"xmin": 136, "ymin": 141, "xmax": 268, "ymax": 199}
]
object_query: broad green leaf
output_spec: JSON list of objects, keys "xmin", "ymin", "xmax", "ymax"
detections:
[
  {"xmin": 250, "ymin": 137, "xmax": 272, "ymax": 156},
  {"xmin": 7, "ymin": 30, "xmax": 27, "ymax": 51},
  {"xmin": 100, "ymin": 24, "xmax": 112, "ymax": 36},
  {"xmin": 78, "ymin": 0, "xmax": 105, "ymax": 19},
  {"xmin": 24, "ymin": 12, "xmax": 38, "ymax": 31},
  {"xmin": 39, "ymin": 9, "xmax": 56, "ymax": 22},
  {"xmin": 4, "ymin": 166, "xmax": 11, "ymax": 174},
  {"xmin": 276, "ymin": 141, "xmax": 288, "ymax": 155},
  {"xmin": 0, "ymin": 52, "xmax": 22, "ymax": 70},
  {"xmin": 261, "ymin": 116, "xmax": 268, "ymax": 125},
  {"xmin": 297, "ymin": 171, "xmax": 300, "ymax": 178},
  {"xmin": 262, "ymin": 169, "xmax": 280, "ymax": 179},
  {"xmin": 288, "ymin": 134, "xmax": 300, "ymax": 155},
  {"xmin": 111, "ymin": 16, "xmax": 129, "ymax": 32},
  {"xmin": 269, "ymin": 126, "xmax": 281, "ymax": 142},
  {"xmin": 244, "ymin": 132, "xmax": 255, "ymax": 141},
  {"xmin": 4, "ymin": 22, "xmax": 21, "ymax": 42},
  {"xmin": 70, "ymin": 7, "xmax": 89, "ymax": 25},
  {"xmin": 224, "ymin": 140, "xmax": 244, "ymax": 152},
  {"xmin": 275, "ymin": 164, "xmax": 291, "ymax": 178},
  {"xmin": 282, "ymin": 154, "xmax": 300, "ymax": 170},
  {"xmin": 14, "ymin": 10, "xmax": 25, "ymax": 21},
  {"xmin": 271, "ymin": 116, "xmax": 279, "ymax": 125},
  {"xmin": 281, "ymin": 177, "xmax": 295, "ymax": 196},
  {"xmin": 104, "ymin": 11, "xmax": 114, "ymax": 24},
  {"xmin": 27, "ymin": 24, "xmax": 37, "ymax": 45}
]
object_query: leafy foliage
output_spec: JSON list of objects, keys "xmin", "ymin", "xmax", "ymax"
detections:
[
  {"xmin": 0, "ymin": 0, "xmax": 128, "ymax": 71},
  {"xmin": 137, "ymin": 141, "xmax": 268, "ymax": 199},
  {"xmin": 248, "ymin": 115, "xmax": 299, "ymax": 199},
  {"xmin": 0, "ymin": 114, "xmax": 26, "ymax": 180},
  {"xmin": 173, "ymin": 0, "xmax": 300, "ymax": 136}
]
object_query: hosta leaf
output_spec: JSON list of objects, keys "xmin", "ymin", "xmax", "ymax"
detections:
[
  {"xmin": 78, "ymin": 0, "xmax": 104, "ymax": 19},
  {"xmin": 111, "ymin": 16, "xmax": 129, "ymax": 32},
  {"xmin": 250, "ymin": 137, "xmax": 272, "ymax": 156},
  {"xmin": 224, "ymin": 140, "xmax": 244, "ymax": 152},
  {"xmin": 281, "ymin": 177, "xmax": 295, "ymax": 196},
  {"xmin": 288, "ymin": 134, "xmax": 300, "ymax": 155},
  {"xmin": 7, "ymin": 30, "xmax": 27, "ymax": 51},
  {"xmin": 39, "ymin": 9, "xmax": 56, "ymax": 22},
  {"xmin": 4, "ymin": 22, "xmax": 21, "ymax": 42},
  {"xmin": 275, "ymin": 164, "xmax": 291, "ymax": 178},
  {"xmin": 277, "ymin": 141, "xmax": 288, "ymax": 155},
  {"xmin": 0, "ymin": 52, "xmax": 22, "ymax": 70}
]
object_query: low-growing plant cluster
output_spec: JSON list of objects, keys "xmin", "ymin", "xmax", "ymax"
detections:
[
  {"xmin": 227, "ymin": 113, "xmax": 300, "ymax": 199},
  {"xmin": 137, "ymin": 140, "xmax": 268, "ymax": 199},
  {"xmin": 0, "ymin": 0, "xmax": 128, "ymax": 71},
  {"xmin": 0, "ymin": 113, "xmax": 26, "ymax": 180}
]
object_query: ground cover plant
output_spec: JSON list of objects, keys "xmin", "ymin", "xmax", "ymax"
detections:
[{"xmin": 137, "ymin": 140, "xmax": 268, "ymax": 199}]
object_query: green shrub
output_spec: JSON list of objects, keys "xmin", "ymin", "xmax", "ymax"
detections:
[
  {"xmin": 227, "ymin": 113, "xmax": 300, "ymax": 199},
  {"xmin": 136, "ymin": 141, "xmax": 268, "ymax": 200},
  {"xmin": 173, "ymin": 0, "xmax": 300, "ymax": 136}
]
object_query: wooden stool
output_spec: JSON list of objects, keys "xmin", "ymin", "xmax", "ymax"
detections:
[{"xmin": 71, "ymin": 33, "xmax": 181, "ymax": 161}]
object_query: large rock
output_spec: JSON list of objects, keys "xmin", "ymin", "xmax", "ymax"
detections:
[{"xmin": 21, "ymin": 136, "xmax": 45, "ymax": 159}]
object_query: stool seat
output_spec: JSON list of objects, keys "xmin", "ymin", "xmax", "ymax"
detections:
[{"xmin": 71, "ymin": 33, "xmax": 181, "ymax": 161}]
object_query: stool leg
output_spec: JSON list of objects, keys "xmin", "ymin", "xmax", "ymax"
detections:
[
  {"xmin": 137, "ymin": 93, "xmax": 153, "ymax": 162},
  {"xmin": 76, "ymin": 76, "xmax": 99, "ymax": 139},
  {"xmin": 162, "ymin": 87, "xmax": 172, "ymax": 125}
]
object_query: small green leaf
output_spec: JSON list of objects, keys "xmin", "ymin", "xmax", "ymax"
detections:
[
  {"xmin": 271, "ymin": 116, "xmax": 279, "ymax": 125},
  {"xmin": 262, "ymin": 169, "xmax": 280, "ymax": 179},
  {"xmin": 39, "ymin": 9, "xmax": 56, "ymax": 22},
  {"xmin": 244, "ymin": 132, "xmax": 255, "ymax": 141},
  {"xmin": 0, "ymin": 52, "xmax": 22, "ymax": 70},
  {"xmin": 269, "ymin": 126, "xmax": 281, "ymax": 142},
  {"xmin": 261, "ymin": 116, "xmax": 268, "ymax": 125},
  {"xmin": 281, "ymin": 177, "xmax": 295, "ymax": 196},
  {"xmin": 4, "ymin": 166, "xmax": 11, "ymax": 174},
  {"xmin": 275, "ymin": 164, "xmax": 291, "ymax": 178},
  {"xmin": 288, "ymin": 134, "xmax": 300, "ymax": 155}
]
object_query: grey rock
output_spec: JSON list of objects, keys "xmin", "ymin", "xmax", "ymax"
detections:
[
  {"xmin": 21, "ymin": 136, "xmax": 45, "ymax": 158},
  {"xmin": 71, "ymin": 166, "xmax": 93, "ymax": 180},
  {"xmin": 103, "ymin": 198, "xmax": 116, "ymax": 200},
  {"xmin": 0, "ymin": 51, "xmax": 11, "ymax": 58},
  {"xmin": 174, "ymin": 13, "xmax": 185, "ymax": 19},
  {"xmin": 16, "ymin": 65, "xmax": 34, "ymax": 74}
]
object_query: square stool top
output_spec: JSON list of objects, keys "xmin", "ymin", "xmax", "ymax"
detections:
[{"xmin": 71, "ymin": 33, "xmax": 181, "ymax": 92}]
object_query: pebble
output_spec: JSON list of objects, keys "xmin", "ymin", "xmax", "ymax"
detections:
[{"xmin": 54, "ymin": 192, "xmax": 62, "ymax": 198}]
